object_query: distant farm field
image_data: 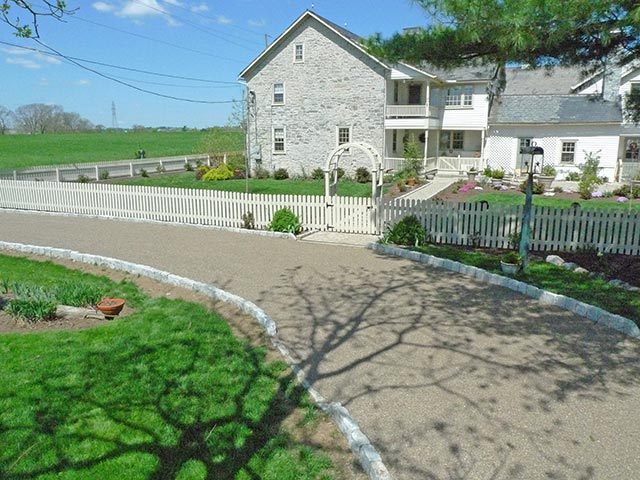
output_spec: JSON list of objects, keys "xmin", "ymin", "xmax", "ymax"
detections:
[{"xmin": 0, "ymin": 129, "xmax": 244, "ymax": 170}]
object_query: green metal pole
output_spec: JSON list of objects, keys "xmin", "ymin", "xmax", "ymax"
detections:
[{"xmin": 519, "ymin": 172, "xmax": 533, "ymax": 270}]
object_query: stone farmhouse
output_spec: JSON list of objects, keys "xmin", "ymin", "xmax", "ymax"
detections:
[{"xmin": 239, "ymin": 10, "xmax": 640, "ymax": 182}]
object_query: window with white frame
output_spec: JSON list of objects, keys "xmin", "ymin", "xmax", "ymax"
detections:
[
  {"xmin": 439, "ymin": 130, "xmax": 464, "ymax": 151},
  {"xmin": 445, "ymin": 85, "xmax": 473, "ymax": 107},
  {"xmin": 561, "ymin": 141, "xmax": 576, "ymax": 163},
  {"xmin": 273, "ymin": 83, "xmax": 284, "ymax": 104},
  {"xmin": 294, "ymin": 43, "xmax": 304, "ymax": 62},
  {"xmin": 392, "ymin": 130, "xmax": 398, "ymax": 152},
  {"xmin": 337, "ymin": 126, "xmax": 351, "ymax": 152},
  {"xmin": 273, "ymin": 127, "xmax": 285, "ymax": 153}
]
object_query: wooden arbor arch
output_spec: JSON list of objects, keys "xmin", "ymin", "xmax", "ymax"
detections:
[{"xmin": 324, "ymin": 142, "xmax": 384, "ymax": 202}]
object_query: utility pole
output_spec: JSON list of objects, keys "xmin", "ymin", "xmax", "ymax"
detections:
[{"xmin": 111, "ymin": 101, "xmax": 118, "ymax": 129}]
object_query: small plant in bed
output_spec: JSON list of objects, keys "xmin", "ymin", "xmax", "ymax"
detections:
[
  {"xmin": 381, "ymin": 214, "xmax": 427, "ymax": 247},
  {"xmin": 5, "ymin": 283, "xmax": 57, "ymax": 322}
]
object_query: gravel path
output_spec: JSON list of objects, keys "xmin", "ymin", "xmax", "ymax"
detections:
[{"xmin": 1, "ymin": 210, "xmax": 639, "ymax": 480}]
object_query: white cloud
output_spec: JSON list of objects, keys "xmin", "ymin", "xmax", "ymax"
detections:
[
  {"xmin": 39, "ymin": 78, "xmax": 49, "ymax": 86},
  {"xmin": 163, "ymin": 0, "xmax": 184, "ymax": 6},
  {"xmin": 75, "ymin": 79, "xmax": 91, "ymax": 86},
  {"xmin": 190, "ymin": 3, "xmax": 208, "ymax": 13},
  {"xmin": 6, "ymin": 57, "xmax": 41, "ymax": 69},
  {"xmin": 248, "ymin": 18, "xmax": 266, "ymax": 28},
  {"xmin": 118, "ymin": 0, "xmax": 165, "ymax": 18},
  {"xmin": 92, "ymin": 2, "xmax": 115, "ymax": 12},
  {"xmin": 216, "ymin": 15, "xmax": 232, "ymax": 25}
]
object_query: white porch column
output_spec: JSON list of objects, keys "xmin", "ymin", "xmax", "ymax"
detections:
[
  {"xmin": 481, "ymin": 129, "xmax": 486, "ymax": 167},
  {"xmin": 422, "ymin": 130, "xmax": 429, "ymax": 168}
]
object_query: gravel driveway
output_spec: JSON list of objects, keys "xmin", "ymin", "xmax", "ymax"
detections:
[{"xmin": 1, "ymin": 210, "xmax": 639, "ymax": 480}]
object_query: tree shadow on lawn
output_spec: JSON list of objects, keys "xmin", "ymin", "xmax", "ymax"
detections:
[
  {"xmin": 260, "ymin": 255, "xmax": 640, "ymax": 480},
  {"xmin": 0, "ymin": 298, "xmax": 327, "ymax": 480}
]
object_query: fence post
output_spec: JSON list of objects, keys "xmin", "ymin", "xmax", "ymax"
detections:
[
  {"xmin": 95, "ymin": 166, "xmax": 99, "ymax": 181},
  {"xmin": 207, "ymin": 155, "xmax": 211, "ymax": 167},
  {"xmin": 13, "ymin": 170, "xmax": 17, "ymax": 181},
  {"xmin": 130, "ymin": 163, "xmax": 134, "ymax": 177},
  {"xmin": 223, "ymin": 153, "xmax": 227, "ymax": 164},
  {"xmin": 56, "ymin": 169, "xmax": 61, "ymax": 182}
]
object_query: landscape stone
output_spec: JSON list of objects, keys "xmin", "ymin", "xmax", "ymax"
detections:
[
  {"xmin": 546, "ymin": 255, "xmax": 565, "ymax": 266},
  {"xmin": 562, "ymin": 262, "xmax": 578, "ymax": 270}
]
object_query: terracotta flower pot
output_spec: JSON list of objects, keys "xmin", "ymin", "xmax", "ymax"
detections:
[
  {"xmin": 406, "ymin": 178, "xmax": 416, "ymax": 186},
  {"xmin": 96, "ymin": 298, "xmax": 125, "ymax": 317}
]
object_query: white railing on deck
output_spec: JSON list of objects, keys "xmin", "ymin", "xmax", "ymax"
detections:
[{"xmin": 385, "ymin": 105, "xmax": 427, "ymax": 117}]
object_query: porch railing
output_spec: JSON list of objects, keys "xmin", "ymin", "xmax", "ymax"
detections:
[{"xmin": 385, "ymin": 105, "xmax": 444, "ymax": 118}]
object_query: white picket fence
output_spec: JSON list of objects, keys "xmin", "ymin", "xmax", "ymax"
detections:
[
  {"xmin": 1, "ymin": 180, "xmax": 639, "ymax": 252},
  {"xmin": 0, "ymin": 154, "xmax": 214, "ymax": 183},
  {"xmin": 384, "ymin": 198, "xmax": 640, "ymax": 255},
  {"xmin": 0, "ymin": 180, "xmax": 378, "ymax": 234}
]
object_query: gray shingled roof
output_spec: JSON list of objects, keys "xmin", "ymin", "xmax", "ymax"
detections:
[
  {"xmin": 418, "ymin": 63, "xmax": 496, "ymax": 81},
  {"xmin": 490, "ymin": 95, "xmax": 622, "ymax": 124},
  {"xmin": 503, "ymin": 66, "xmax": 587, "ymax": 95}
]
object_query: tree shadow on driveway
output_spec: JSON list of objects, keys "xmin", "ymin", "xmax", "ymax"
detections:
[{"xmin": 260, "ymin": 256, "xmax": 640, "ymax": 480}]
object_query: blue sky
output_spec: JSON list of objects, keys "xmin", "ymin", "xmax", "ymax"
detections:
[{"xmin": 0, "ymin": 1, "xmax": 429, "ymax": 128}]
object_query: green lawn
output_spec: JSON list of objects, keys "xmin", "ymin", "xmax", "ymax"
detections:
[
  {"xmin": 115, "ymin": 173, "xmax": 373, "ymax": 197},
  {"xmin": 411, "ymin": 244, "xmax": 640, "ymax": 325},
  {"xmin": 0, "ymin": 129, "xmax": 244, "ymax": 170},
  {"xmin": 468, "ymin": 192, "xmax": 640, "ymax": 210},
  {"xmin": 0, "ymin": 255, "xmax": 339, "ymax": 480}
]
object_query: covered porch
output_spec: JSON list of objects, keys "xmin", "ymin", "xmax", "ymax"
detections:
[{"xmin": 384, "ymin": 128, "xmax": 485, "ymax": 174}]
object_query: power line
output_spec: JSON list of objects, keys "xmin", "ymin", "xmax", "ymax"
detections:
[
  {"xmin": 108, "ymin": 74, "xmax": 241, "ymax": 89},
  {"xmin": 72, "ymin": 16, "xmax": 247, "ymax": 63},
  {"xmin": 31, "ymin": 39, "xmax": 239, "ymax": 105},
  {"xmin": 0, "ymin": 40, "xmax": 238, "ymax": 84},
  {"xmin": 128, "ymin": 0, "xmax": 259, "ymax": 51}
]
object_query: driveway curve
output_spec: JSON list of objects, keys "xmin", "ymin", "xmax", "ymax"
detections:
[{"xmin": 1, "ymin": 210, "xmax": 639, "ymax": 480}]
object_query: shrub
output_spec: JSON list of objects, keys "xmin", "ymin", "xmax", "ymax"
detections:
[
  {"xmin": 482, "ymin": 166, "xmax": 493, "ymax": 177},
  {"xmin": 491, "ymin": 168, "xmax": 505, "ymax": 179},
  {"xmin": 184, "ymin": 162, "xmax": 195, "ymax": 172},
  {"xmin": 541, "ymin": 164, "xmax": 557, "ymax": 176},
  {"xmin": 5, "ymin": 283, "xmax": 56, "ymax": 323},
  {"xmin": 99, "ymin": 170, "xmax": 110, "ymax": 181},
  {"xmin": 77, "ymin": 174, "xmax": 91, "ymax": 183},
  {"xmin": 242, "ymin": 212, "xmax": 255, "ymax": 230},
  {"xmin": 612, "ymin": 184, "xmax": 640, "ymax": 199},
  {"xmin": 381, "ymin": 215, "xmax": 427, "ymax": 247},
  {"xmin": 202, "ymin": 163, "xmax": 234, "ymax": 181},
  {"xmin": 507, "ymin": 230, "xmax": 521, "ymax": 249},
  {"xmin": 139, "ymin": 168, "xmax": 149, "ymax": 178},
  {"xmin": 565, "ymin": 172, "xmax": 580, "ymax": 181},
  {"xmin": 311, "ymin": 167, "xmax": 324, "ymax": 180},
  {"xmin": 578, "ymin": 151, "xmax": 603, "ymax": 182},
  {"xmin": 273, "ymin": 168, "xmax": 289, "ymax": 180},
  {"xmin": 254, "ymin": 166, "xmax": 271, "ymax": 179},
  {"xmin": 336, "ymin": 167, "xmax": 345, "ymax": 179},
  {"xmin": 195, "ymin": 165, "xmax": 210, "ymax": 180},
  {"xmin": 268, "ymin": 208, "xmax": 302, "ymax": 234},
  {"xmin": 519, "ymin": 181, "xmax": 545, "ymax": 194},
  {"xmin": 502, "ymin": 252, "xmax": 522, "ymax": 265},
  {"xmin": 355, "ymin": 167, "xmax": 372, "ymax": 183},
  {"xmin": 54, "ymin": 281, "xmax": 104, "ymax": 307},
  {"xmin": 578, "ymin": 175, "xmax": 600, "ymax": 199}
]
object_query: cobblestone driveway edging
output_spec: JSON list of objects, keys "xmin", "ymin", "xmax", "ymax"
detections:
[
  {"xmin": 369, "ymin": 243, "xmax": 640, "ymax": 339},
  {"xmin": 0, "ymin": 241, "xmax": 391, "ymax": 480}
]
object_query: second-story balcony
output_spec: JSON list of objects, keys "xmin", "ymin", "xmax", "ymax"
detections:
[{"xmin": 385, "ymin": 105, "xmax": 443, "ymax": 118}]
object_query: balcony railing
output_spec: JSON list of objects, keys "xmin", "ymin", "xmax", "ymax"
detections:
[{"xmin": 385, "ymin": 105, "xmax": 443, "ymax": 118}]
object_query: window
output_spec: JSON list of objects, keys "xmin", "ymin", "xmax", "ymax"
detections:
[
  {"xmin": 445, "ymin": 85, "xmax": 473, "ymax": 107},
  {"xmin": 337, "ymin": 126, "xmax": 351, "ymax": 152},
  {"xmin": 273, "ymin": 127, "xmax": 285, "ymax": 153},
  {"xmin": 392, "ymin": 130, "xmax": 397, "ymax": 152},
  {"xmin": 294, "ymin": 43, "xmax": 304, "ymax": 62},
  {"xmin": 625, "ymin": 138, "xmax": 640, "ymax": 160},
  {"xmin": 561, "ymin": 141, "xmax": 576, "ymax": 163},
  {"xmin": 440, "ymin": 130, "xmax": 464, "ymax": 151},
  {"xmin": 393, "ymin": 82, "xmax": 399, "ymax": 103},
  {"xmin": 273, "ymin": 83, "xmax": 284, "ymax": 104}
]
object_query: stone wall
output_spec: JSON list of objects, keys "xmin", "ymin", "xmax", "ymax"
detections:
[{"xmin": 244, "ymin": 17, "xmax": 386, "ymax": 176}]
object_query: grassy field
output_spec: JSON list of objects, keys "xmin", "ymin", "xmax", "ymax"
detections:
[
  {"xmin": 115, "ymin": 173, "xmax": 374, "ymax": 197},
  {"xmin": 0, "ymin": 255, "xmax": 342, "ymax": 479},
  {"xmin": 468, "ymin": 192, "xmax": 640, "ymax": 210},
  {"xmin": 0, "ymin": 128, "xmax": 244, "ymax": 170}
]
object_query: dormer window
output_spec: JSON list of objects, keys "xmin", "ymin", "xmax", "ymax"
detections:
[
  {"xmin": 445, "ymin": 85, "xmax": 474, "ymax": 107},
  {"xmin": 294, "ymin": 43, "xmax": 304, "ymax": 62}
]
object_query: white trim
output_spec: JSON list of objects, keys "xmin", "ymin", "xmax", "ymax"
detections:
[
  {"xmin": 273, "ymin": 126, "xmax": 286, "ymax": 154},
  {"xmin": 294, "ymin": 42, "xmax": 304, "ymax": 63},
  {"xmin": 336, "ymin": 126, "xmax": 352, "ymax": 154},
  {"xmin": 273, "ymin": 82, "xmax": 285, "ymax": 105},
  {"xmin": 239, "ymin": 10, "xmax": 389, "ymax": 79}
]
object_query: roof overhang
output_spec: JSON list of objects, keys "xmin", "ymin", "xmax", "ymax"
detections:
[{"xmin": 239, "ymin": 10, "xmax": 390, "ymax": 80}]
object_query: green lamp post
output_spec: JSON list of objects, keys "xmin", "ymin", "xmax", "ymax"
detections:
[{"xmin": 518, "ymin": 142, "xmax": 544, "ymax": 270}]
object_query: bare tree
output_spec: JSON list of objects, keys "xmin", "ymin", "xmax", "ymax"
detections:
[
  {"xmin": 1, "ymin": 1, "xmax": 75, "ymax": 38},
  {"xmin": 0, "ymin": 105, "xmax": 13, "ymax": 134},
  {"xmin": 14, "ymin": 103, "xmax": 61, "ymax": 134}
]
